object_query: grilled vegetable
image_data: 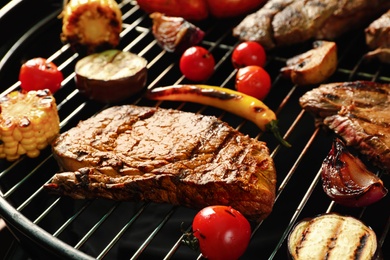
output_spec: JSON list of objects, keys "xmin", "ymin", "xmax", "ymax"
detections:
[
  {"xmin": 231, "ymin": 41, "xmax": 267, "ymax": 68},
  {"xmin": 179, "ymin": 47, "xmax": 215, "ymax": 82},
  {"xmin": 150, "ymin": 12, "xmax": 205, "ymax": 53},
  {"xmin": 137, "ymin": 0, "xmax": 266, "ymax": 21},
  {"xmin": 235, "ymin": 65, "xmax": 271, "ymax": 100},
  {"xmin": 19, "ymin": 57, "xmax": 63, "ymax": 94},
  {"xmin": 183, "ymin": 205, "xmax": 251, "ymax": 260},
  {"xmin": 75, "ymin": 49, "xmax": 148, "ymax": 103},
  {"xmin": 0, "ymin": 89, "xmax": 60, "ymax": 161},
  {"xmin": 281, "ymin": 41, "xmax": 337, "ymax": 86},
  {"xmin": 145, "ymin": 84, "xmax": 291, "ymax": 147},
  {"xmin": 60, "ymin": 0, "xmax": 122, "ymax": 54},
  {"xmin": 321, "ymin": 138, "xmax": 387, "ymax": 207},
  {"xmin": 288, "ymin": 213, "xmax": 379, "ymax": 260}
]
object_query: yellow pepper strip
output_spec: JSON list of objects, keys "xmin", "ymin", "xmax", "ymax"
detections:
[{"xmin": 145, "ymin": 84, "xmax": 291, "ymax": 147}]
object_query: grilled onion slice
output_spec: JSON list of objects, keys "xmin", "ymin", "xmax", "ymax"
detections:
[
  {"xmin": 321, "ymin": 138, "xmax": 387, "ymax": 207},
  {"xmin": 150, "ymin": 12, "xmax": 205, "ymax": 53}
]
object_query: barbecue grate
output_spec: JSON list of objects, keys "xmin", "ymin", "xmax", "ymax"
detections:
[{"xmin": 0, "ymin": 1, "xmax": 390, "ymax": 259}]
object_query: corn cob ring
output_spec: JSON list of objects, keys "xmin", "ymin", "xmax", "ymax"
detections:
[
  {"xmin": 0, "ymin": 89, "xmax": 60, "ymax": 161},
  {"xmin": 61, "ymin": 0, "xmax": 122, "ymax": 54}
]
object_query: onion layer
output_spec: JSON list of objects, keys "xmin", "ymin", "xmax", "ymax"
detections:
[{"xmin": 321, "ymin": 138, "xmax": 387, "ymax": 207}]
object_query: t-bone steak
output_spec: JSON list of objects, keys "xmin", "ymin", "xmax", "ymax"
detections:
[
  {"xmin": 299, "ymin": 81, "xmax": 390, "ymax": 172},
  {"xmin": 45, "ymin": 105, "xmax": 277, "ymax": 221}
]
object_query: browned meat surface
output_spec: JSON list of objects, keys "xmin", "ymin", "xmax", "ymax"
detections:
[
  {"xmin": 45, "ymin": 105, "xmax": 277, "ymax": 221},
  {"xmin": 365, "ymin": 9, "xmax": 390, "ymax": 63},
  {"xmin": 299, "ymin": 81, "xmax": 390, "ymax": 172},
  {"xmin": 233, "ymin": 0, "xmax": 390, "ymax": 50}
]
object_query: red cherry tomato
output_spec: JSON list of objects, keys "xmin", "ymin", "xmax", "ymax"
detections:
[
  {"xmin": 192, "ymin": 205, "xmax": 251, "ymax": 260},
  {"xmin": 19, "ymin": 57, "xmax": 63, "ymax": 93},
  {"xmin": 232, "ymin": 41, "xmax": 266, "ymax": 68},
  {"xmin": 235, "ymin": 65, "xmax": 271, "ymax": 100},
  {"xmin": 180, "ymin": 46, "xmax": 215, "ymax": 82}
]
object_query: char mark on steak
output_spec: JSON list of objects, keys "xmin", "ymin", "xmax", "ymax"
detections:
[
  {"xmin": 44, "ymin": 105, "xmax": 277, "ymax": 221},
  {"xmin": 299, "ymin": 81, "xmax": 390, "ymax": 172},
  {"xmin": 233, "ymin": 0, "xmax": 390, "ymax": 50},
  {"xmin": 365, "ymin": 9, "xmax": 390, "ymax": 63}
]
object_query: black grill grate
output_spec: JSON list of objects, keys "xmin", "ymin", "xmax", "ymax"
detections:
[{"xmin": 0, "ymin": 1, "xmax": 389, "ymax": 259}]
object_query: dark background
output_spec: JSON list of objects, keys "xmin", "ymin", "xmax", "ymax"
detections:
[
  {"xmin": 0, "ymin": 1, "xmax": 389, "ymax": 259},
  {"xmin": 0, "ymin": 1, "xmax": 62, "ymax": 259}
]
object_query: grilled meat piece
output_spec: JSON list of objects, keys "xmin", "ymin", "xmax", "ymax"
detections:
[
  {"xmin": 365, "ymin": 9, "xmax": 390, "ymax": 63},
  {"xmin": 45, "ymin": 105, "xmax": 277, "ymax": 221},
  {"xmin": 233, "ymin": 0, "xmax": 390, "ymax": 50},
  {"xmin": 299, "ymin": 81, "xmax": 390, "ymax": 172}
]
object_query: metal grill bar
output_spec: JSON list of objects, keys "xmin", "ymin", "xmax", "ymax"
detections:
[
  {"xmin": 0, "ymin": 1, "xmax": 389, "ymax": 259},
  {"xmin": 97, "ymin": 202, "xmax": 148, "ymax": 259}
]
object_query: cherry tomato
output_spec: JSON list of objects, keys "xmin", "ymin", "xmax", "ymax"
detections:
[
  {"xmin": 180, "ymin": 46, "xmax": 215, "ymax": 82},
  {"xmin": 192, "ymin": 205, "xmax": 251, "ymax": 260},
  {"xmin": 232, "ymin": 41, "xmax": 266, "ymax": 68},
  {"xmin": 235, "ymin": 65, "xmax": 271, "ymax": 100},
  {"xmin": 19, "ymin": 57, "xmax": 63, "ymax": 93}
]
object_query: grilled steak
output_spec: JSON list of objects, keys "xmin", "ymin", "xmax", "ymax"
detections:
[
  {"xmin": 233, "ymin": 0, "xmax": 390, "ymax": 50},
  {"xmin": 45, "ymin": 105, "xmax": 277, "ymax": 221},
  {"xmin": 299, "ymin": 81, "xmax": 390, "ymax": 172},
  {"xmin": 365, "ymin": 9, "xmax": 390, "ymax": 63}
]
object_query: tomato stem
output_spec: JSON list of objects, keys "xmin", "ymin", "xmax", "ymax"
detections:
[
  {"xmin": 182, "ymin": 231, "xmax": 200, "ymax": 252},
  {"xmin": 181, "ymin": 223, "xmax": 200, "ymax": 252}
]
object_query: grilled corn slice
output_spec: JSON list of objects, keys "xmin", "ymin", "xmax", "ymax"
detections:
[
  {"xmin": 61, "ymin": 0, "xmax": 122, "ymax": 54},
  {"xmin": 0, "ymin": 89, "xmax": 60, "ymax": 161}
]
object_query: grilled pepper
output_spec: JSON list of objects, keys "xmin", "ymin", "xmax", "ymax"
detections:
[
  {"xmin": 145, "ymin": 84, "xmax": 291, "ymax": 147},
  {"xmin": 60, "ymin": 0, "xmax": 122, "ymax": 54},
  {"xmin": 137, "ymin": 0, "xmax": 266, "ymax": 21},
  {"xmin": 0, "ymin": 89, "xmax": 60, "ymax": 161}
]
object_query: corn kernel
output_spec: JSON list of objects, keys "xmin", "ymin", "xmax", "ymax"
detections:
[
  {"xmin": 12, "ymin": 128, "xmax": 23, "ymax": 141},
  {"xmin": 37, "ymin": 143, "xmax": 48, "ymax": 150},
  {"xmin": 22, "ymin": 131, "xmax": 35, "ymax": 138},
  {"xmin": 17, "ymin": 145, "xmax": 26, "ymax": 155},
  {"xmin": 7, "ymin": 154, "xmax": 20, "ymax": 161},
  {"xmin": 4, "ymin": 140, "xmax": 18, "ymax": 148},
  {"xmin": 27, "ymin": 149, "xmax": 40, "ymax": 158},
  {"xmin": 21, "ymin": 138, "xmax": 35, "ymax": 145},
  {"xmin": 4, "ymin": 145, "xmax": 17, "ymax": 156},
  {"xmin": 22, "ymin": 142, "xmax": 37, "ymax": 151},
  {"xmin": 2, "ymin": 135, "xmax": 15, "ymax": 143},
  {"xmin": 36, "ymin": 136, "xmax": 47, "ymax": 144}
]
